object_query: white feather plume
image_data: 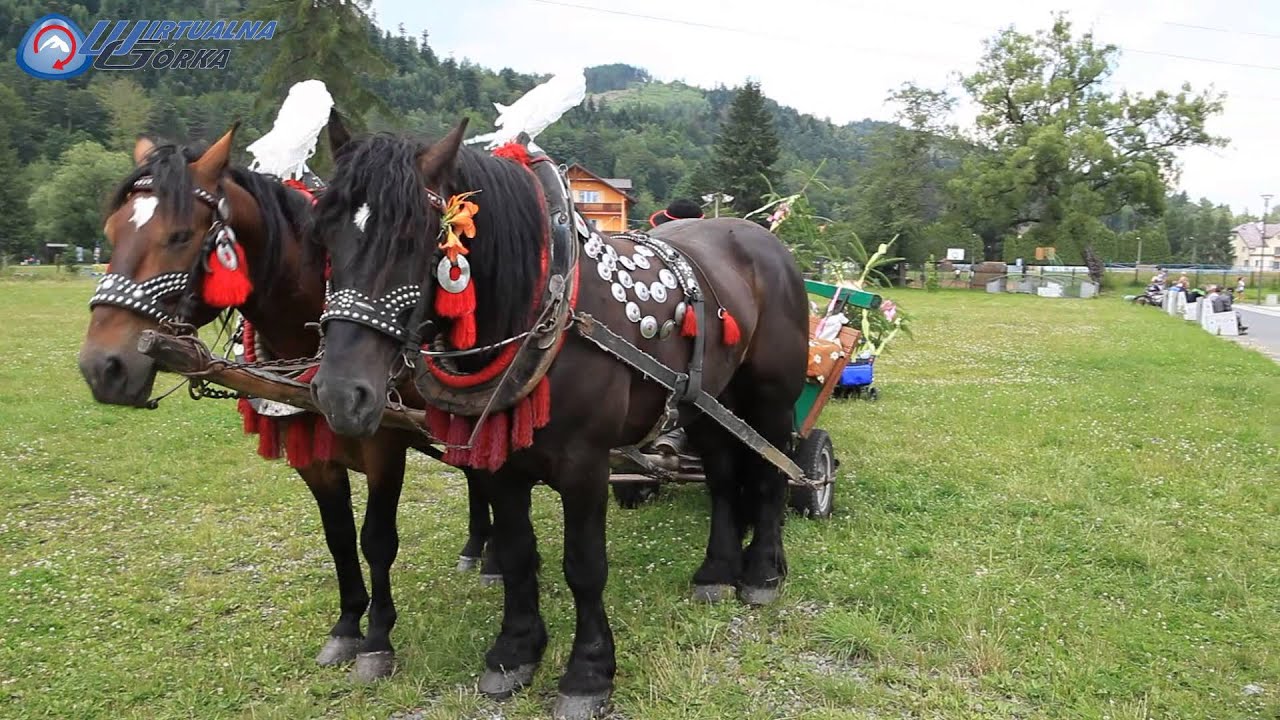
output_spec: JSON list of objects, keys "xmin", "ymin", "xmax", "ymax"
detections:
[
  {"xmin": 246, "ymin": 79, "xmax": 334, "ymax": 179},
  {"xmin": 466, "ymin": 69, "xmax": 586, "ymax": 150}
]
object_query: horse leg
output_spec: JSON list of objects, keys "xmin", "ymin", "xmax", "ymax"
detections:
[
  {"xmin": 350, "ymin": 438, "xmax": 406, "ymax": 682},
  {"xmin": 735, "ymin": 402, "xmax": 793, "ymax": 606},
  {"xmin": 300, "ymin": 463, "xmax": 369, "ymax": 666},
  {"xmin": 685, "ymin": 419, "xmax": 745, "ymax": 603},
  {"xmin": 456, "ymin": 468, "xmax": 495, "ymax": 576},
  {"xmin": 552, "ymin": 454, "xmax": 616, "ymax": 720},
  {"xmin": 478, "ymin": 470, "xmax": 546, "ymax": 700}
]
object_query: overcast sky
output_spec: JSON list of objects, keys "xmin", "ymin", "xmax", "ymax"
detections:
[{"xmin": 374, "ymin": 0, "xmax": 1280, "ymax": 217}]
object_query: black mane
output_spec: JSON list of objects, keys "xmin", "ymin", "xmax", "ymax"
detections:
[
  {"xmin": 317, "ymin": 133, "xmax": 545, "ymax": 342},
  {"xmin": 107, "ymin": 142, "xmax": 318, "ymax": 292}
]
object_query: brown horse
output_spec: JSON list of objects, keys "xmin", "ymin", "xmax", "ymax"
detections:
[
  {"xmin": 307, "ymin": 116, "xmax": 809, "ymax": 718},
  {"xmin": 77, "ymin": 127, "xmax": 498, "ymax": 682}
]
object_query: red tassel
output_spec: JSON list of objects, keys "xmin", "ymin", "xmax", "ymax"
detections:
[
  {"xmin": 435, "ymin": 280, "xmax": 474, "ymax": 318},
  {"xmin": 443, "ymin": 414, "xmax": 472, "ymax": 466},
  {"xmin": 681, "ymin": 306, "xmax": 698, "ymax": 338},
  {"xmin": 492, "ymin": 142, "xmax": 531, "ymax": 167},
  {"xmin": 482, "ymin": 413, "xmax": 509, "ymax": 471},
  {"xmin": 426, "ymin": 406, "xmax": 451, "ymax": 442},
  {"xmin": 285, "ymin": 417, "xmax": 314, "ymax": 469},
  {"xmin": 532, "ymin": 377, "xmax": 551, "ymax": 428},
  {"xmin": 313, "ymin": 415, "xmax": 336, "ymax": 462},
  {"xmin": 450, "ymin": 313, "xmax": 476, "ymax": 350},
  {"xmin": 257, "ymin": 415, "xmax": 282, "ymax": 459},
  {"xmin": 238, "ymin": 397, "xmax": 256, "ymax": 434},
  {"xmin": 511, "ymin": 396, "xmax": 535, "ymax": 450},
  {"xmin": 202, "ymin": 243, "xmax": 253, "ymax": 308},
  {"xmin": 720, "ymin": 309, "xmax": 741, "ymax": 346}
]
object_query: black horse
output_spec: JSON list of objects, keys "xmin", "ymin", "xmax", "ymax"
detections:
[
  {"xmin": 307, "ymin": 115, "xmax": 809, "ymax": 718},
  {"xmin": 78, "ymin": 126, "xmax": 499, "ymax": 683}
]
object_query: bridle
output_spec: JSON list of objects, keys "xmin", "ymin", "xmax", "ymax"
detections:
[{"xmin": 88, "ymin": 176, "xmax": 236, "ymax": 329}]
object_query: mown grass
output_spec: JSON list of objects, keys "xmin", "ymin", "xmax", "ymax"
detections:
[{"xmin": 0, "ymin": 280, "xmax": 1277, "ymax": 720}]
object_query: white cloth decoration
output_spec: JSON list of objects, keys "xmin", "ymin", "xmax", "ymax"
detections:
[
  {"xmin": 246, "ymin": 79, "xmax": 334, "ymax": 179},
  {"xmin": 465, "ymin": 69, "xmax": 586, "ymax": 150}
]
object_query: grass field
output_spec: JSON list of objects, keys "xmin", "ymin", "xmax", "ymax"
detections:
[{"xmin": 1, "ymin": 280, "xmax": 1278, "ymax": 720}]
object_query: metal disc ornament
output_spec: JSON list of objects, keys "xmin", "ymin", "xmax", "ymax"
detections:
[
  {"xmin": 659, "ymin": 268, "xmax": 678, "ymax": 289},
  {"xmin": 596, "ymin": 261, "xmax": 613, "ymax": 282},
  {"xmin": 650, "ymin": 282, "xmax": 667, "ymax": 303},
  {"xmin": 635, "ymin": 245, "xmax": 655, "ymax": 257},
  {"xmin": 603, "ymin": 244, "xmax": 618, "ymax": 260},
  {"xmin": 585, "ymin": 239, "xmax": 602, "ymax": 259},
  {"xmin": 632, "ymin": 254, "xmax": 651, "ymax": 270},
  {"xmin": 214, "ymin": 239, "xmax": 239, "ymax": 271},
  {"xmin": 675, "ymin": 301, "xmax": 688, "ymax": 324},
  {"xmin": 640, "ymin": 315, "xmax": 658, "ymax": 338},
  {"xmin": 635, "ymin": 283, "xmax": 650, "ymax": 302},
  {"xmin": 659, "ymin": 319, "xmax": 676, "ymax": 339},
  {"xmin": 611, "ymin": 283, "xmax": 627, "ymax": 302},
  {"xmin": 437, "ymin": 256, "xmax": 471, "ymax": 293},
  {"xmin": 617, "ymin": 270, "xmax": 633, "ymax": 289},
  {"xmin": 619, "ymin": 255, "xmax": 635, "ymax": 271},
  {"xmin": 625, "ymin": 301, "xmax": 641, "ymax": 322}
]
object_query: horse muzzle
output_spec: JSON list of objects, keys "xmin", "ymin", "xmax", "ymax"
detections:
[
  {"xmin": 309, "ymin": 369, "xmax": 384, "ymax": 438},
  {"xmin": 77, "ymin": 345, "xmax": 157, "ymax": 407}
]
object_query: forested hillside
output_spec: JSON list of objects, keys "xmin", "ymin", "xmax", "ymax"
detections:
[{"xmin": 0, "ymin": 0, "xmax": 1251, "ymax": 266}]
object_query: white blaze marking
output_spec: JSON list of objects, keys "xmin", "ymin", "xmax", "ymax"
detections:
[
  {"xmin": 130, "ymin": 196, "xmax": 158, "ymax": 229},
  {"xmin": 353, "ymin": 203, "xmax": 371, "ymax": 232}
]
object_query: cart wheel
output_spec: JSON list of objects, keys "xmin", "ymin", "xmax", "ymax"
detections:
[
  {"xmin": 612, "ymin": 481, "xmax": 660, "ymax": 509},
  {"xmin": 788, "ymin": 429, "xmax": 835, "ymax": 519},
  {"xmin": 866, "ymin": 387, "xmax": 879, "ymax": 402}
]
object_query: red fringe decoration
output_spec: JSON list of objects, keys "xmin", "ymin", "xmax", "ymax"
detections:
[
  {"xmin": 532, "ymin": 377, "xmax": 551, "ymax": 428},
  {"xmin": 481, "ymin": 413, "xmax": 509, "ymax": 472},
  {"xmin": 443, "ymin": 414, "xmax": 472, "ymax": 467},
  {"xmin": 202, "ymin": 242, "xmax": 253, "ymax": 308},
  {"xmin": 511, "ymin": 395, "xmax": 535, "ymax": 450},
  {"xmin": 681, "ymin": 306, "xmax": 698, "ymax": 338},
  {"xmin": 313, "ymin": 415, "xmax": 335, "ymax": 462},
  {"xmin": 426, "ymin": 406, "xmax": 451, "ymax": 442},
  {"xmin": 257, "ymin": 413, "xmax": 282, "ymax": 459},
  {"xmin": 450, "ymin": 312, "xmax": 476, "ymax": 351},
  {"xmin": 238, "ymin": 397, "xmax": 255, "ymax": 433},
  {"xmin": 720, "ymin": 309, "xmax": 741, "ymax": 345},
  {"xmin": 285, "ymin": 417, "xmax": 314, "ymax": 469},
  {"xmin": 492, "ymin": 142, "xmax": 532, "ymax": 167}
]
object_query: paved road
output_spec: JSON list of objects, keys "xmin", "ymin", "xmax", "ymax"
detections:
[{"xmin": 1232, "ymin": 305, "xmax": 1280, "ymax": 363}]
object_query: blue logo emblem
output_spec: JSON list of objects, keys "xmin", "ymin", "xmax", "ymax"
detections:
[{"xmin": 16, "ymin": 14, "xmax": 90, "ymax": 80}]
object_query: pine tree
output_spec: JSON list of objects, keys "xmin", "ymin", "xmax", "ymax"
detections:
[{"xmin": 710, "ymin": 80, "xmax": 778, "ymax": 216}]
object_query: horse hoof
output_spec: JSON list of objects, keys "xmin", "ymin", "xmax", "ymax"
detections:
[
  {"xmin": 316, "ymin": 635, "xmax": 362, "ymax": 666},
  {"xmin": 738, "ymin": 585, "xmax": 780, "ymax": 606},
  {"xmin": 348, "ymin": 650, "xmax": 395, "ymax": 682},
  {"xmin": 479, "ymin": 573, "xmax": 503, "ymax": 587},
  {"xmin": 692, "ymin": 584, "xmax": 734, "ymax": 603},
  {"xmin": 477, "ymin": 662, "xmax": 538, "ymax": 699},
  {"xmin": 553, "ymin": 691, "xmax": 612, "ymax": 720},
  {"xmin": 457, "ymin": 555, "xmax": 481, "ymax": 572}
]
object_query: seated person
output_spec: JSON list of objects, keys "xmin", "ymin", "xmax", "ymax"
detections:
[{"xmin": 649, "ymin": 198, "xmax": 704, "ymax": 227}]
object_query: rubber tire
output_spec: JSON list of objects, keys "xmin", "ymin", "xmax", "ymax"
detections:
[
  {"xmin": 788, "ymin": 429, "xmax": 836, "ymax": 519},
  {"xmin": 612, "ymin": 481, "xmax": 661, "ymax": 508},
  {"xmin": 866, "ymin": 387, "xmax": 879, "ymax": 402}
]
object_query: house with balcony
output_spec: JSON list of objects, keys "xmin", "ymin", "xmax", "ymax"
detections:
[
  {"xmin": 1231, "ymin": 222, "xmax": 1280, "ymax": 270},
  {"xmin": 567, "ymin": 164, "xmax": 636, "ymax": 233}
]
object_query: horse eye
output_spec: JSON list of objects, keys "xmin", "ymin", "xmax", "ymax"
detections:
[{"xmin": 166, "ymin": 231, "xmax": 193, "ymax": 246}]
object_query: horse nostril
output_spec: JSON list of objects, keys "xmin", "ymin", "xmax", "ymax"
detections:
[
  {"xmin": 101, "ymin": 354, "xmax": 125, "ymax": 385},
  {"xmin": 350, "ymin": 381, "xmax": 373, "ymax": 411}
]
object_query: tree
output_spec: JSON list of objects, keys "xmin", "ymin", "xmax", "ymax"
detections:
[
  {"xmin": 28, "ymin": 142, "xmax": 132, "ymax": 254},
  {"xmin": 89, "ymin": 76, "xmax": 155, "ymax": 152},
  {"xmin": 710, "ymin": 80, "xmax": 779, "ymax": 215},
  {"xmin": 945, "ymin": 13, "xmax": 1226, "ymax": 262}
]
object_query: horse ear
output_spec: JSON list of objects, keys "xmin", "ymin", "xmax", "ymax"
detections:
[
  {"xmin": 327, "ymin": 108, "xmax": 350, "ymax": 155},
  {"xmin": 417, "ymin": 117, "xmax": 469, "ymax": 179},
  {"xmin": 133, "ymin": 136, "xmax": 157, "ymax": 166},
  {"xmin": 191, "ymin": 121, "xmax": 239, "ymax": 179}
]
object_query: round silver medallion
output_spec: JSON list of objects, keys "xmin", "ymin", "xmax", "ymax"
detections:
[
  {"xmin": 635, "ymin": 245, "xmax": 655, "ymax": 257},
  {"xmin": 619, "ymin": 255, "xmax": 635, "ymax": 271},
  {"xmin": 102, "ymin": 278, "xmax": 115, "ymax": 290},
  {"xmin": 611, "ymin": 283, "xmax": 626, "ymax": 302},
  {"xmin": 640, "ymin": 315, "xmax": 658, "ymax": 338},
  {"xmin": 617, "ymin": 270, "xmax": 633, "ymax": 289},
  {"xmin": 632, "ymin": 254, "xmax": 651, "ymax": 270},
  {"xmin": 635, "ymin": 283, "xmax": 650, "ymax": 302},
  {"xmin": 597, "ymin": 262, "xmax": 613, "ymax": 282},
  {"xmin": 675, "ymin": 301, "xmax": 687, "ymax": 324},
  {"xmin": 437, "ymin": 256, "xmax": 471, "ymax": 293},
  {"xmin": 660, "ymin": 319, "xmax": 676, "ymax": 339},
  {"xmin": 650, "ymin": 282, "xmax": 667, "ymax": 303},
  {"xmin": 585, "ymin": 239, "xmax": 602, "ymax": 259},
  {"xmin": 600, "ymin": 254, "xmax": 616, "ymax": 271},
  {"xmin": 625, "ymin": 301, "xmax": 641, "ymax": 322},
  {"xmin": 603, "ymin": 244, "xmax": 618, "ymax": 260},
  {"xmin": 659, "ymin": 269, "xmax": 678, "ymax": 289},
  {"xmin": 215, "ymin": 241, "xmax": 239, "ymax": 271}
]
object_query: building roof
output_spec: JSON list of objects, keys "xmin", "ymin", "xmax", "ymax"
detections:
[
  {"xmin": 567, "ymin": 163, "xmax": 638, "ymax": 203},
  {"xmin": 1232, "ymin": 222, "xmax": 1280, "ymax": 249}
]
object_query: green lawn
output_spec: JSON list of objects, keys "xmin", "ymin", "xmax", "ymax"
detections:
[{"xmin": 1, "ymin": 280, "xmax": 1278, "ymax": 720}]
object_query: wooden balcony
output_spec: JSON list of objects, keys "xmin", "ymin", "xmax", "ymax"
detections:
[{"xmin": 576, "ymin": 202, "xmax": 624, "ymax": 214}]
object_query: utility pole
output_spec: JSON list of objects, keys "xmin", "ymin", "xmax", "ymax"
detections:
[
  {"xmin": 1258, "ymin": 193, "xmax": 1272, "ymax": 304},
  {"xmin": 1134, "ymin": 236, "xmax": 1143, "ymax": 284}
]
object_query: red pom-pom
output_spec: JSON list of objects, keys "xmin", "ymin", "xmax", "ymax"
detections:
[
  {"xmin": 285, "ymin": 417, "xmax": 314, "ymax": 469},
  {"xmin": 681, "ymin": 306, "xmax": 698, "ymax": 338},
  {"xmin": 443, "ymin": 413, "xmax": 472, "ymax": 467},
  {"xmin": 450, "ymin": 313, "xmax": 476, "ymax": 350},
  {"xmin": 492, "ymin": 142, "xmax": 531, "ymax": 167},
  {"xmin": 511, "ymin": 395, "xmax": 535, "ymax": 450},
  {"xmin": 720, "ymin": 309, "xmax": 741, "ymax": 346},
  {"xmin": 435, "ymin": 277, "xmax": 475, "ymax": 318},
  {"xmin": 313, "ymin": 415, "xmax": 336, "ymax": 462},
  {"xmin": 202, "ymin": 242, "xmax": 253, "ymax": 308},
  {"xmin": 426, "ymin": 406, "xmax": 451, "ymax": 442},
  {"xmin": 532, "ymin": 376, "xmax": 551, "ymax": 428}
]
